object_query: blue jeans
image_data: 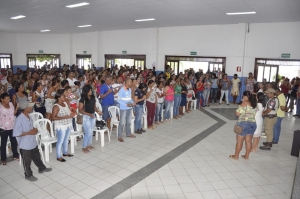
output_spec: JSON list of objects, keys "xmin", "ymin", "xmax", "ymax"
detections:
[
  {"xmin": 273, "ymin": 117, "xmax": 283, "ymax": 142},
  {"xmin": 196, "ymin": 91, "xmax": 204, "ymax": 108},
  {"xmin": 203, "ymin": 89, "xmax": 210, "ymax": 106},
  {"xmin": 118, "ymin": 109, "xmax": 132, "ymax": 138},
  {"xmin": 164, "ymin": 100, "xmax": 173, "ymax": 120},
  {"xmin": 56, "ymin": 127, "xmax": 71, "ymax": 158},
  {"xmin": 134, "ymin": 105, "xmax": 143, "ymax": 131},
  {"xmin": 173, "ymin": 95, "xmax": 181, "ymax": 117},
  {"xmin": 297, "ymin": 99, "xmax": 300, "ymax": 115},
  {"xmin": 210, "ymin": 88, "xmax": 218, "ymax": 103},
  {"xmin": 237, "ymin": 121, "xmax": 257, "ymax": 137},
  {"xmin": 155, "ymin": 103, "xmax": 164, "ymax": 122},
  {"xmin": 82, "ymin": 115, "xmax": 96, "ymax": 148}
]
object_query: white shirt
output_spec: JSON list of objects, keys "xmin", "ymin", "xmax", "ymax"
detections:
[
  {"xmin": 112, "ymin": 83, "xmax": 122, "ymax": 101},
  {"xmin": 146, "ymin": 88, "xmax": 156, "ymax": 103},
  {"xmin": 67, "ymin": 78, "xmax": 77, "ymax": 86},
  {"xmin": 156, "ymin": 88, "xmax": 164, "ymax": 103}
]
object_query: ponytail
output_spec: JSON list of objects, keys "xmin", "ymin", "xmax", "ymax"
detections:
[{"xmin": 249, "ymin": 93, "xmax": 257, "ymax": 108}]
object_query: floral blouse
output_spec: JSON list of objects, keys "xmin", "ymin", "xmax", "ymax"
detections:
[
  {"xmin": 0, "ymin": 102, "xmax": 15, "ymax": 130},
  {"xmin": 236, "ymin": 105, "xmax": 257, "ymax": 122}
]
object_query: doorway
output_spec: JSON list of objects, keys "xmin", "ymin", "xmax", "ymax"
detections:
[
  {"xmin": 165, "ymin": 56, "xmax": 226, "ymax": 75},
  {"xmin": 76, "ymin": 54, "xmax": 92, "ymax": 70},
  {"xmin": 0, "ymin": 54, "xmax": 13, "ymax": 69},
  {"xmin": 27, "ymin": 54, "xmax": 60, "ymax": 69},
  {"xmin": 105, "ymin": 54, "xmax": 146, "ymax": 69}
]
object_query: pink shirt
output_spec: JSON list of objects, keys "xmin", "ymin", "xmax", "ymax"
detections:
[
  {"xmin": 0, "ymin": 102, "xmax": 15, "ymax": 130},
  {"xmin": 165, "ymin": 86, "xmax": 174, "ymax": 101}
]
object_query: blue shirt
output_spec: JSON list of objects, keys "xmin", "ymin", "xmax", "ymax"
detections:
[
  {"xmin": 13, "ymin": 113, "xmax": 37, "ymax": 150},
  {"xmin": 100, "ymin": 83, "xmax": 114, "ymax": 106},
  {"xmin": 117, "ymin": 87, "xmax": 134, "ymax": 110}
]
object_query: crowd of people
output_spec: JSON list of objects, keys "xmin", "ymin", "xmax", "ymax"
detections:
[{"xmin": 0, "ymin": 63, "xmax": 299, "ymax": 181}]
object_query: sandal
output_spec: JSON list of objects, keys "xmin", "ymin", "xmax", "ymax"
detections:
[
  {"xmin": 63, "ymin": 154, "xmax": 74, "ymax": 157},
  {"xmin": 14, "ymin": 157, "xmax": 20, "ymax": 161},
  {"xmin": 127, "ymin": 134, "xmax": 136, "ymax": 138},
  {"xmin": 57, "ymin": 158, "xmax": 66, "ymax": 162},
  {"xmin": 82, "ymin": 148, "xmax": 90, "ymax": 153},
  {"xmin": 87, "ymin": 146, "xmax": 95, "ymax": 150},
  {"xmin": 118, "ymin": 138, "xmax": 124, "ymax": 142},
  {"xmin": 2, "ymin": 161, "xmax": 6, "ymax": 165},
  {"xmin": 229, "ymin": 155, "xmax": 238, "ymax": 160}
]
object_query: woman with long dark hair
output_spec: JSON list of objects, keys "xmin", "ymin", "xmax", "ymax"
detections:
[
  {"xmin": 252, "ymin": 92, "xmax": 265, "ymax": 152},
  {"xmin": 52, "ymin": 89, "xmax": 75, "ymax": 162},
  {"xmin": 79, "ymin": 84, "xmax": 102, "ymax": 153},
  {"xmin": 230, "ymin": 91, "xmax": 257, "ymax": 160},
  {"xmin": 210, "ymin": 73, "xmax": 219, "ymax": 105},
  {"xmin": 32, "ymin": 81, "xmax": 46, "ymax": 116},
  {"xmin": 0, "ymin": 93, "xmax": 19, "ymax": 165},
  {"xmin": 146, "ymin": 80, "xmax": 157, "ymax": 129}
]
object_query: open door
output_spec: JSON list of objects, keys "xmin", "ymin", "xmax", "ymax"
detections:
[
  {"xmin": 76, "ymin": 54, "xmax": 92, "ymax": 70},
  {"xmin": 167, "ymin": 61, "xmax": 179, "ymax": 75},
  {"xmin": 256, "ymin": 65, "xmax": 279, "ymax": 83}
]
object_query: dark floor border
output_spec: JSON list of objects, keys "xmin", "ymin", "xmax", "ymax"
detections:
[{"xmin": 92, "ymin": 110, "xmax": 226, "ymax": 199}]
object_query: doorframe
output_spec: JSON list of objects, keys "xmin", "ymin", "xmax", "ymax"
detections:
[
  {"xmin": 0, "ymin": 53, "xmax": 13, "ymax": 70},
  {"xmin": 254, "ymin": 58, "xmax": 300, "ymax": 83},
  {"xmin": 165, "ymin": 55, "xmax": 226, "ymax": 74},
  {"xmin": 104, "ymin": 54, "xmax": 146, "ymax": 69},
  {"xmin": 26, "ymin": 54, "xmax": 61, "ymax": 68}
]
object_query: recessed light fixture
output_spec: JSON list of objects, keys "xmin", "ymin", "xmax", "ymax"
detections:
[
  {"xmin": 66, "ymin": 2, "xmax": 89, "ymax": 8},
  {"xmin": 40, "ymin": 30, "xmax": 50, "ymax": 32},
  {"xmin": 135, "ymin": 18, "xmax": 155, "ymax": 22},
  {"xmin": 226, "ymin": 11, "xmax": 256, "ymax": 15},
  {"xmin": 78, "ymin": 25, "xmax": 92, "ymax": 28},
  {"xmin": 10, "ymin": 15, "xmax": 26, "ymax": 19}
]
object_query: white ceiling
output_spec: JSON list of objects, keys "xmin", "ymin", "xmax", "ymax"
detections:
[{"xmin": 0, "ymin": 0, "xmax": 299, "ymax": 34}]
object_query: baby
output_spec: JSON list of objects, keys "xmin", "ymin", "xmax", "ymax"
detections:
[{"xmin": 65, "ymin": 86, "xmax": 78, "ymax": 111}]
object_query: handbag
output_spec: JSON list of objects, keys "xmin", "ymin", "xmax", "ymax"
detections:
[
  {"xmin": 234, "ymin": 123, "xmax": 243, "ymax": 134},
  {"xmin": 96, "ymin": 120, "xmax": 106, "ymax": 129}
]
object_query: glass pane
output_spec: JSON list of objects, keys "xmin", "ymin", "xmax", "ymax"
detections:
[
  {"xmin": 270, "ymin": 67, "xmax": 277, "ymax": 82},
  {"xmin": 264, "ymin": 66, "xmax": 270, "ymax": 82},
  {"xmin": 257, "ymin": 66, "xmax": 264, "ymax": 82}
]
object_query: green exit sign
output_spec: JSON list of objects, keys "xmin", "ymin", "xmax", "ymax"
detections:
[
  {"xmin": 190, "ymin": 51, "xmax": 197, "ymax": 56},
  {"xmin": 38, "ymin": 50, "xmax": 43, "ymax": 53},
  {"xmin": 83, "ymin": 51, "xmax": 87, "ymax": 54},
  {"xmin": 122, "ymin": 51, "xmax": 127, "ymax": 54},
  {"xmin": 281, "ymin": 53, "xmax": 290, "ymax": 58}
]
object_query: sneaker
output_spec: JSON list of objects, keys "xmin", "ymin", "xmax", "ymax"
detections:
[
  {"xmin": 25, "ymin": 176, "xmax": 38, "ymax": 181},
  {"xmin": 227, "ymin": 104, "xmax": 230, "ymax": 106},
  {"xmin": 262, "ymin": 142, "xmax": 272, "ymax": 147},
  {"xmin": 140, "ymin": 129, "xmax": 146, "ymax": 133},
  {"xmin": 135, "ymin": 130, "xmax": 142, "ymax": 134},
  {"xmin": 39, "ymin": 168, "xmax": 52, "ymax": 173},
  {"xmin": 259, "ymin": 145, "xmax": 271, "ymax": 150}
]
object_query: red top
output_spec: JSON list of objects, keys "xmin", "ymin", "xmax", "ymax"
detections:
[
  {"xmin": 280, "ymin": 84, "xmax": 289, "ymax": 94},
  {"xmin": 196, "ymin": 82, "xmax": 204, "ymax": 92}
]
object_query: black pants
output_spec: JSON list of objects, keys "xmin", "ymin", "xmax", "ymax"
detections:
[
  {"xmin": 20, "ymin": 146, "xmax": 46, "ymax": 177},
  {"xmin": 0, "ymin": 129, "xmax": 19, "ymax": 161}
]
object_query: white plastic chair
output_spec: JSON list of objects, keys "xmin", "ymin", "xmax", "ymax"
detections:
[
  {"xmin": 29, "ymin": 112, "xmax": 44, "ymax": 123},
  {"xmin": 34, "ymin": 119, "xmax": 57, "ymax": 162},
  {"xmin": 6, "ymin": 137, "xmax": 10, "ymax": 155},
  {"xmin": 143, "ymin": 105, "xmax": 148, "ymax": 129},
  {"xmin": 69, "ymin": 119, "xmax": 84, "ymax": 154},
  {"xmin": 28, "ymin": 96, "xmax": 32, "ymax": 102},
  {"xmin": 191, "ymin": 90, "xmax": 197, "ymax": 110},
  {"xmin": 94, "ymin": 112, "xmax": 110, "ymax": 147},
  {"xmin": 108, "ymin": 106, "xmax": 120, "ymax": 137}
]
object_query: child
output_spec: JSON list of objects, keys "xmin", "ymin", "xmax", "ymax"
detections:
[{"xmin": 65, "ymin": 86, "xmax": 78, "ymax": 111}]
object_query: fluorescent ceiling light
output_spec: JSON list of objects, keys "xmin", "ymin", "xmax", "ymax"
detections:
[
  {"xmin": 135, "ymin": 18, "xmax": 155, "ymax": 22},
  {"xmin": 40, "ymin": 30, "xmax": 50, "ymax": 32},
  {"xmin": 78, "ymin": 25, "xmax": 92, "ymax": 28},
  {"xmin": 66, "ymin": 2, "xmax": 89, "ymax": 8},
  {"xmin": 10, "ymin": 15, "xmax": 26, "ymax": 19},
  {"xmin": 226, "ymin": 11, "xmax": 256, "ymax": 15}
]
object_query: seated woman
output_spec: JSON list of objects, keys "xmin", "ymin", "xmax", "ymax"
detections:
[{"xmin": 230, "ymin": 91, "xmax": 257, "ymax": 160}]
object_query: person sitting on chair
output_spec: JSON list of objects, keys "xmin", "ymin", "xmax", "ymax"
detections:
[{"xmin": 13, "ymin": 101, "xmax": 52, "ymax": 181}]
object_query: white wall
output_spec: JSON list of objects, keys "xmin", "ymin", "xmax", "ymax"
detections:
[{"xmin": 0, "ymin": 21, "xmax": 299, "ymax": 76}]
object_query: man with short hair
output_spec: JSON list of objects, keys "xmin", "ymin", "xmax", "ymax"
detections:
[
  {"xmin": 272, "ymin": 88, "xmax": 286, "ymax": 144},
  {"xmin": 260, "ymin": 88, "xmax": 279, "ymax": 150},
  {"xmin": 100, "ymin": 76, "xmax": 115, "ymax": 129},
  {"xmin": 13, "ymin": 101, "xmax": 52, "ymax": 181}
]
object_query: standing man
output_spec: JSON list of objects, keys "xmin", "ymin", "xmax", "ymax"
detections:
[
  {"xmin": 112, "ymin": 76, "xmax": 123, "ymax": 107},
  {"xmin": 260, "ymin": 88, "xmax": 279, "ymax": 150},
  {"xmin": 219, "ymin": 74, "xmax": 230, "ymax": 105},
  {"xmin": 100, "ymin": 76, "xmax": 115, "ymax": 130},
  {"xmin": 230, "ymin": 74, "xmax": 241, "ymax": 104},
  {"xmin": 117, "ymin": 78, "xmax": 136, "ymax": 142},
  {"xmin": 273, "ymin": 88, "xmax": 286, "ymax": 144},
  {"xmin": 13, "ymin": 101, "xmax": 52, "ymax": 181}
]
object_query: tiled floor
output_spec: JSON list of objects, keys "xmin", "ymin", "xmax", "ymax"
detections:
[{"xmin": 0, "ymin": 105, "xmax": 298, "ymax": 199}]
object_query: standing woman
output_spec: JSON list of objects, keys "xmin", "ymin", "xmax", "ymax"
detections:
[
  {"xmin": 244, "ymin": 72, "xmax": 257, "ymax": 93},
  {"xmin": 0, "ymin": 93, "xmax": 19, "ymax": 165},
  {"xmin": 146, "ymin": 80, "xmax": 157, "ymax": 129},
  {"xmin": 203, "ymin": 74, "xmax": 211, "ymax": 107},
  {"xmin": 185, "ymin": 77, "xmax": 193, "ymax": 113},
  {"xmin": 219, "ymin": 74, "xmax": 230, "ymax": 106},
  {"xmin": 45, "ymin": 78, "xmax": 60, "ymax": 120},
  {"xmin": 230, "ymin": 91, "xmax": 257, "ymax": 160},
  {"xmin": 155, "ymin": 81, "xmax": 165, "ymax": 124},
  {"xmin": 40, "ymin": 73, "xmax": 49, "ymax": 94},
  {"xmin": 52, "ymin": 89, "xmax": 75, "ymax": 162},
  {"xmin": 195, "ymin": 76, "xmax": 204, "ymax": 109},
  {"xmin": 210, "ymin": 73, "xmax": 219, "ymax": 105},
  {"xmin": 173, "ymin": 76, "xmax": 182, "ymax": 119},
  {"xmin": 164, "ymin": 79, "xmax": 174, "ymax": 122},
  {"xmin": 134, "ymin": 83, "xmax": 147, "ymax": 133},
  {"xmin": 32, "ymin": 81, "xmax": 46, "ymax": 117},
  {"xmin": 179, "ymin": 78, "xmax": 187, "ymax": 116},
  {"xmin": 79, "ymin": 85, "xmax": 102, "ymax": 153},
  {"xmin": 252, "ymin": 92, "xmax": 265, "ymax": 152},
  {"xmin": 12, "ymin": 83, "xmax": 29, "ymax": 116}
]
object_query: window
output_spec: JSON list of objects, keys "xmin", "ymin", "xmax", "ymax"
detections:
[
  {"xmin": 0, "ymin": 54, "xmax": 13, "ymax": 69},
  {"xmin": 27, "ymin": 54, "xmax": 60, "ymax": 68},
  {"xmin": 105, "ymin": 54, "xmax": 146, "ymax": 70},
  {"xmin": 76, "ymin": 54, "xmax": 92, "ymax": 70}
]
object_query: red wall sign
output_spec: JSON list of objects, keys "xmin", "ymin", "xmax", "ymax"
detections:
[{"xmin": 236, "ymin": 66, "xmax": 242, "ymax": 72}]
